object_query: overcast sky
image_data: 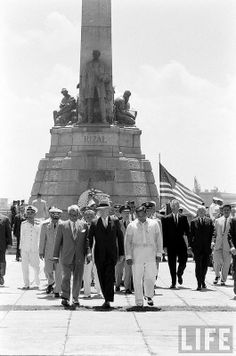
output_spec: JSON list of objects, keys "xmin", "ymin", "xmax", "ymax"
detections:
[{"xmin": 1, "ymin": 0, "xmax": 236, "ymax": 202}]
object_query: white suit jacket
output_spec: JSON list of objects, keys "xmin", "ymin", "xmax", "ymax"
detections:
[{"xmin": 214, "ymin": 216, "xmax": 231, "ymax": 251}]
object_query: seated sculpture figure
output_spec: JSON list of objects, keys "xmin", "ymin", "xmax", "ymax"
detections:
[
  {"xmin": 53, "ymin": 88, "xmax": 77, "ymax": 126},
  {"xmin": 114, "ymin": 90, "xmax": 137, "ymax": 126}
]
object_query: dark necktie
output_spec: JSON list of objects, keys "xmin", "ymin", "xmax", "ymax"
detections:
[
  {"xmin": 124, "ymin": 221, "xmax": 127, "ymax": 229},
  {"xmin": 223, "ymin": 218, "xmax": 227, "ymax": 233}
]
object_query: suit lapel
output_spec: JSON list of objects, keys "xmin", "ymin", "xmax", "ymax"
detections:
[
  {"xmin": 98, "ymin": 217, "xmax": 106, "ymax": 232},
  {"xmin": 67, "ymin": 220, "xmax": 75, "ymax": 241}
]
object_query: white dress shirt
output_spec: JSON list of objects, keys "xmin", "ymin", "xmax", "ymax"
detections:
[{"xmin": 125, "ymin": 218, "xmax": 163, "ymax": 263}]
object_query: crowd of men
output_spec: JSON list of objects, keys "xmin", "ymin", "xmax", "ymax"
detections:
[{"xmin": 0, "ymin": 195, "xmax": 236, "ymax": 310}]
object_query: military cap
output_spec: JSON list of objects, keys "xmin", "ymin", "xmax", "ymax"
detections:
[
  {"xmin": 113, "ymin": 204, "xmax": 122, "ymax": 209},
  {"xmin": 222, "ymin": 203, "xmax": 231, "ymax": 210},
  {"xmin": 135, "ymin": 205, "xmax": 146, "ymax": 214},
  {"xmin": 96, "ymin": 201, "xmax": 111, "ymax": 209},
  {"xmin": 142, "ymin": 201, "xmax": 156, "ymax": 209},
  {"xmin": 49, "ymin": 207, "xmax": 62, "ymax": 213},
  {"xmin": 119, "ymin": 205, "xmax": 131, "ymax": 214},
  {"xmin": 26, "ymin": 205, "xmax": 38, "ymax": 213}
]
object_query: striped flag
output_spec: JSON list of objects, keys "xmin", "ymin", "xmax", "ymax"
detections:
[{"xmin": 159, "ymin": 163, "xmax": 204, "ymax": 216}]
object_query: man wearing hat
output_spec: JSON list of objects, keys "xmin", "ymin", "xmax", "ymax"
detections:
[
  {"xmin": 88, "ymin": 200, "xmax": 124, "ymax": 308},
  {"xmin": 142, "ymin": 201, "xmax": 164, "ymax": 280},
  {"xmin": 53, "ymin": 205, "xmax": 91, "ymax": 308},
  {"xmin": 20, "ymin": 205, "xmax": 41, "ymax": 289},
  {"xmin": 125, "ymin": 206, "xmax": 163, "ymax": 307},
  {"xmin": 0, "ymin": 212, "xmax": 12, "ymax": 285},
  {"xmin": 118, "ymin": 204, "xmax": 133, "ymax": 294},
  {"xmin": 126, "ymin": 201, "xmax": 136, "ymax": 221},
  {"xmin": 212, "ymin": 204, "xmax": 232, "ymax": 286},
  {"xmin": 39, "ymin": 207, "xmax": 63, "ymax": 297},
  {"xmin": 209, "ymin": 197, "xmax": 223, "ymax": 222},
  {"xmin": 32, "ymin": 193, "xmax": 48, "ymax": 221}
]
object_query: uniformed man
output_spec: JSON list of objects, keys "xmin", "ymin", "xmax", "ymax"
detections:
[
  {"xmin": 142, "ymin": 201, "xmax": 164, "ymax": 281},
  {"xmin": 20, "ymin": 205, "xmax": 41, "ymax": 289},
  {"xmin": 125, "ymin": 206, "xmax": 163, "ymax": 307},
  {"xmin": 209, "ymin": 197, "xmax": 223, "ymax": 222},
  {"xmin": 32, "ymin": 193, "xmax": 48, "ymax": 221},
  {"xmin": 39, "ymin": 207, "xmax": 63, "ymax": 297}
]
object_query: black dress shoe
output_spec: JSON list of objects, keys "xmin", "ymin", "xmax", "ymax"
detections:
[
  {"xmin": 202, "ymin": 282, "xmax": 206, "ymax": 289},
  {"xmin": 46, "ymin": 284, "xmax": 54, "ymax": 294},
  {"xmin": 54, "ymin": 293, "xmax": 60, "ymax": 298},
  {"xmin": 170, "ymin": 285, "xmax": 176, "ymax": 289},
  {"xmin": 146, "ymin": 297, "xmax": 154, "ymax": 306},
  {"xmin": 61, "ymin": 298, "xmax": 70, "ymax": 307},
  {"xmin": 213, "ymin": 276, "xmax": 220, "ymax": 285},
  {"xmin": 125, "ymin": 289, "xmax": 132, "ymax": 294},
  {"xmin": 177, "ymin": 275, "xmax": 183, "ymax": 285},
  {"xmin": 72, "ymin": 300, "xmax": 80, "ymax": 308},
  {"xmin": 197, "ymin": 286, "xmax": 202, "ymax": 291},
  {"xmin": 102, "ymin": 301, "xmax": 111, "ymax": 309},
  {"xmin": 115, "ymin": 286, "xmax": 120, "ymax": 292},
  {"xmin": 0, "ymin": 276, "xmax": 4, "ymax": 285}
]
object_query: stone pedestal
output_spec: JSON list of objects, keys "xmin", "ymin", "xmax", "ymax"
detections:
[{"xmin": 30, "ymin": 125, "xmax": 158, "ymax": 211}]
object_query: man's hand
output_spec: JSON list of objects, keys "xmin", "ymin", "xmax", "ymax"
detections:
[
  {"xmin": 211, "ymin": 242, "xmax": 215, "ymax": 249},
  {"xmin": 39, "ymin": 254, "xmax": 44, "ymax": 260},
  {"xmin": 53, "ymin": 257, "xmax": 59, "ymax": 263},
  {"xmin": 119, "ymin": 255, "xmax": 125, "ymax": 262},
  {"xmin": 156, "ymin": 256, "xmax": 162, "ymax": 263},
  {"xmin": 126, "ymin": 259, "xmax": 133, "ymax": 266},
  {"xmin": 86, "ymin": 254, "xmax": 92, "ymax": 264},
  {"xmin": 230, "ymin": 247, "xmax": 236, "ymax": 256}
]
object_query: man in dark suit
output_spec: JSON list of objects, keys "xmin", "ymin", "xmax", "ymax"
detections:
[
  {"xmin": 13, "ymin": 205, "xmax": 26, "ymax": 261},
  {"xmin": 88, "ymin": 201, "xmax": 124, "ymax": 308},
  {"xmin": 53, "ymin": 205, "xmax": 91, "ymax": 308},
  {"xmin": 228, "ymin": 217, "xmax": 236, "ymax": 296},
  {"xmin": 190, "ymin": 206, "xmax": 214, "ymax": 290},
  {"xmin": 0, "ymin": 213, "xmax": 12, "ymax": 285},
  {"xmin": 162, "ymin": 199, "xmax": 190, "ymax": 288}
]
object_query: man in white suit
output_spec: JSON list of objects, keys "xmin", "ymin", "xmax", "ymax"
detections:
[
  {"xmin": 213, "ymin": 204, "xmax": 232, "ymax": 286},
  {"xmin": 20, "ymin": 205, "xmax": 41, "ymax": 289},
  {"xmin": 125, "ymin": 206, "xmax": 163, "ymax": 308}
]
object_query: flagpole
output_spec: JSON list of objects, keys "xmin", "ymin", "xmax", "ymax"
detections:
[{"xmin": 158, "ymin": 153, "xmax": 161, "ymax": 209}]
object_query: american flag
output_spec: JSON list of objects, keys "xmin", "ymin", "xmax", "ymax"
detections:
[{"xmin": 159, "ymin": 163, "xmax": 204, "ymax": 216}]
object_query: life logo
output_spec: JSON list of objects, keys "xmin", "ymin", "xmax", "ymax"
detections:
[{"xmin": 178, "ymin": 325, "xmax": 233, "ymax": 353}]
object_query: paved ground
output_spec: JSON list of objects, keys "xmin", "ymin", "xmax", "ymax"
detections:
[{"xmin": 0, "ymin": 255, "xmax": 235, "ymax": 356}]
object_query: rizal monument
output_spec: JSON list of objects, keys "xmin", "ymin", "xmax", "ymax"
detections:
[{"xmin": 30, "ymin": 0, "xmax": 159, "ymax": 211}]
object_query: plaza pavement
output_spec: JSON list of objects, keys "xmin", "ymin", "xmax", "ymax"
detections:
[{"xmin": 0, "ymin": 255, "xmax": 235, "ymax": 356}]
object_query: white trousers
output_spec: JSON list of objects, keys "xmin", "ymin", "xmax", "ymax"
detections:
[
  {"xmin": 83, "ymin": 261, "xmax": 101, "ymax": 296},
  {"xmin": 44, "ymin": 258, "xmax": 62, "ymax": 293},
  {"xmin": 21, "ymin": 251, "xmax": 40, "ymax": 287},
  {"xmin": 132, "ymin": 262, "xmax": 157, "ymax": 306},
  {"xmin": 213, "ymin": 249, "xmax": 232, "ymax": 282}
]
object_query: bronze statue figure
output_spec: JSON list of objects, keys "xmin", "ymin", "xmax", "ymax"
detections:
[
  {"xmin": 114, "ymin": 90, "xmax": 137, "ymax": 126},
  {"xmin": 80, "ymin": 50, "xmax": 112, "ymax": 123},
  {"xmin": 53, "ymin": 88, "xmax": 77, "ymax": 126}
]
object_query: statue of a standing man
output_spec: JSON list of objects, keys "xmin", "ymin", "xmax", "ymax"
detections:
[{"xmin": 82, "ymin": 50, "xmax": 109, "ymax": 123}]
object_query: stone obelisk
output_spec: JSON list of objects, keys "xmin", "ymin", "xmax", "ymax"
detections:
[{"xmin": 29, "ymin": 0, "xmax": 159, "ymax": 212}]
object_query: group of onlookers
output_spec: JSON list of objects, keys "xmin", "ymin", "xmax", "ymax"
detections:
[{"xmin": 0, "ymin": 195, "xmax": 236, "ymax": 310}]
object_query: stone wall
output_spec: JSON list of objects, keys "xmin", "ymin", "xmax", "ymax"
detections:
[{"xmin": 30, "ymin": 124, "xmax": 159, "ymax": 211}]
